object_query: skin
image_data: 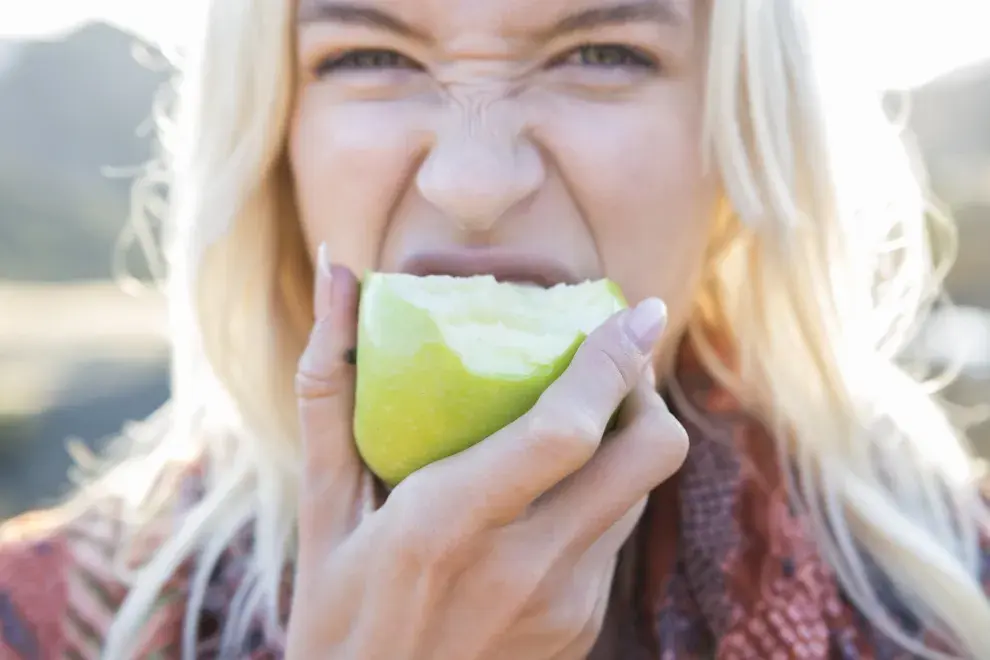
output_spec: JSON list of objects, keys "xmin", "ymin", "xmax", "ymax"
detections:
[{"xmin": 285, "ymin": 0, "xmax": 712, "ymax": 656}]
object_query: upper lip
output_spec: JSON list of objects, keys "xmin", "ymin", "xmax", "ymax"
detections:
[{"xmin": 398, "ymin": 249, "xmax": 583, "ymax": 288}]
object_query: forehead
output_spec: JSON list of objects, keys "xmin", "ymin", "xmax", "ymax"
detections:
[{"xmin": 297, "ymin": 0, "xmax": 695, "ymax": 39}]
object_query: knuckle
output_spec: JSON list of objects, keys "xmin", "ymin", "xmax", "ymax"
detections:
[
  {"xmin": 658, "ymin": 414, "xmax": 690, "ymax": 461},
  {"xmin": 525, "ymin": 403, "xmax": 601, "ymax": 466},
  {"xmin": 584, "ymin": 322, "xmax": 641, "ymax": 392},
  {"xmin": 295, "ymin": 355, "xmax": 350, "ymax": 400},
  {"xmin": 389, "ymin": 478, "xmax": 473, "ymax": 567},
  {"xmin": 634, "ymin": 410, "xmax": 690, "ymax": 477},
  {"xmin": 389, "ymin": 468, "xmax": 432, "ymax": 502},
  {"xmin": 391, "ymin": 470, "xmax": 455, "ymax": 523}
]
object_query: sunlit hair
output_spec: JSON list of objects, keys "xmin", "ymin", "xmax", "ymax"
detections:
[{"xmin": 64, "ymin": 0, "xmax": 989, "ymax": 657}]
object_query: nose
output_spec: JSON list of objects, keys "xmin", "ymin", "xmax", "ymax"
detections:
[{"xmin": 416, "ymin": 94, "xmax": 546, "ymax": 233}]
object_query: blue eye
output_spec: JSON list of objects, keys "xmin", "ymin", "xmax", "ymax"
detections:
[
  {"xmin": 315, "ymin": 49, "xmax": 421, "ymax": 76},
  {"xmin": 558, "ymin": 44, "xmax": 657, "ymax": 69}
]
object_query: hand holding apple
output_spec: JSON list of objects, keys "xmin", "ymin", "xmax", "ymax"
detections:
[{"xmin": 285, "ymin": 252, "xmax": 688, "ymax": 660}]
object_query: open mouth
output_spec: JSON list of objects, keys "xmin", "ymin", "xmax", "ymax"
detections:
[{"xmin": 398, "ymin": 249, "xmax": 583, "ymax": 289}]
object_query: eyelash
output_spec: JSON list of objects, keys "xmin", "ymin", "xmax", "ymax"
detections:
[
  {"xmin": 313, "ymin": 44, "xmax": 658, "ymax": 76},
  {"xmin": 314, "ymin": 49, "xmax": 421, "ymax": 75},
  {"xmin": 552, "ymin": 43, "xmax": 658, "ymax": 69}
]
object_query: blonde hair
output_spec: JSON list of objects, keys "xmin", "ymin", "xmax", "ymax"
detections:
[{"xmin": 75, "ymin": 0, "xmax": 989, "ymax": 657}]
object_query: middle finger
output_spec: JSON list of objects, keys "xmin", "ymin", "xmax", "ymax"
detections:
[{"xmin": 531, "ymin": 376, "xmax": 689, "ymax": 556}]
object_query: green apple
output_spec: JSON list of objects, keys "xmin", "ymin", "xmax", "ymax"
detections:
[{"xmin": 353, "ymin": 273, "xmax": 628, "ymax": 487}]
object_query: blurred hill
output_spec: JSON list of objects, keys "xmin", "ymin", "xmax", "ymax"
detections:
[
  {"xmin": 0, "ymin": 22, "xmax": 168, "ymax": 282},
  {"xmin": 0, "ymin": 22, "xmax": 987, "ymax": 516}
]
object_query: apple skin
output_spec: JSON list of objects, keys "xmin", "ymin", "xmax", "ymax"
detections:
[{"xmin": 353, "ymin": 274, "xmax": 627, "ymax": 487}]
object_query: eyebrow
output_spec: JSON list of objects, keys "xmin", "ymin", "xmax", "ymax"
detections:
[
  {"xmin": 297, "ymin": 1, "xmax": 429, "ymax": 42},
  {"xmin": 296, "ymin": 0, "xmax": 686, "ymax": 42},
  {"xmin": 539, "ymin": 1, "xmax": 687, "ymax": 40}
]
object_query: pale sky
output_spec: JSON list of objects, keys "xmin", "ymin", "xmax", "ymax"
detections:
[{"xmin": 0, "ymin": 0, "xmax": 988, "ymax": 90}]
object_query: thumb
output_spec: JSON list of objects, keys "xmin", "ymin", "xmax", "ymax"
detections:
[{"xmin": 295, "ymin": 243, "xmax": 364, "ymax": 549}]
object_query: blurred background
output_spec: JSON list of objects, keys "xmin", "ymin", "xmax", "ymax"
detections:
[{"xmin": 1, "ymin": 2, "xmax": 989, "ymax": 520}]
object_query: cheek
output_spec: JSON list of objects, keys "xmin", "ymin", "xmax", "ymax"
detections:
[
  {"xmin": 536, "ymin": 88, "xmax": 716, "ymax": 325},
  {"xmin": 288, "ymin": 91, "xmax": 425, "ymax": 272}
]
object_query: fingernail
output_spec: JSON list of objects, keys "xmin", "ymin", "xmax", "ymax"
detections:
[
  {"xmin": 317, "ymin": 241, "xmax": 332, "ymax": 278},
  {"xmin": 314, "ymin": 242, "xmax": 333, "ymax": 322},
  {"xmin": 624, "ymin": 298, "xmax": 666, "ymax": 353}
]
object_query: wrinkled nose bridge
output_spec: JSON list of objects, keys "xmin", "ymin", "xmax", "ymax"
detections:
[{"xmin": 415, "ymin": 87, "xmax": 545, "ymax": 231}]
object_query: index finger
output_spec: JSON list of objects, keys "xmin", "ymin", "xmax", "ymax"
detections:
[
  {"xmin": 295, "ymin": 247, "xmax": 365, "ymax": 549},
  {"xmin": 431, "ymin": 297, "xmax": 667, "ymax": 525}
]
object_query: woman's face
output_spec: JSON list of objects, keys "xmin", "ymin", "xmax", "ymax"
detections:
[{"xmin": 290, "ymin": 0, "xmax": 716, "ymax": 360}]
